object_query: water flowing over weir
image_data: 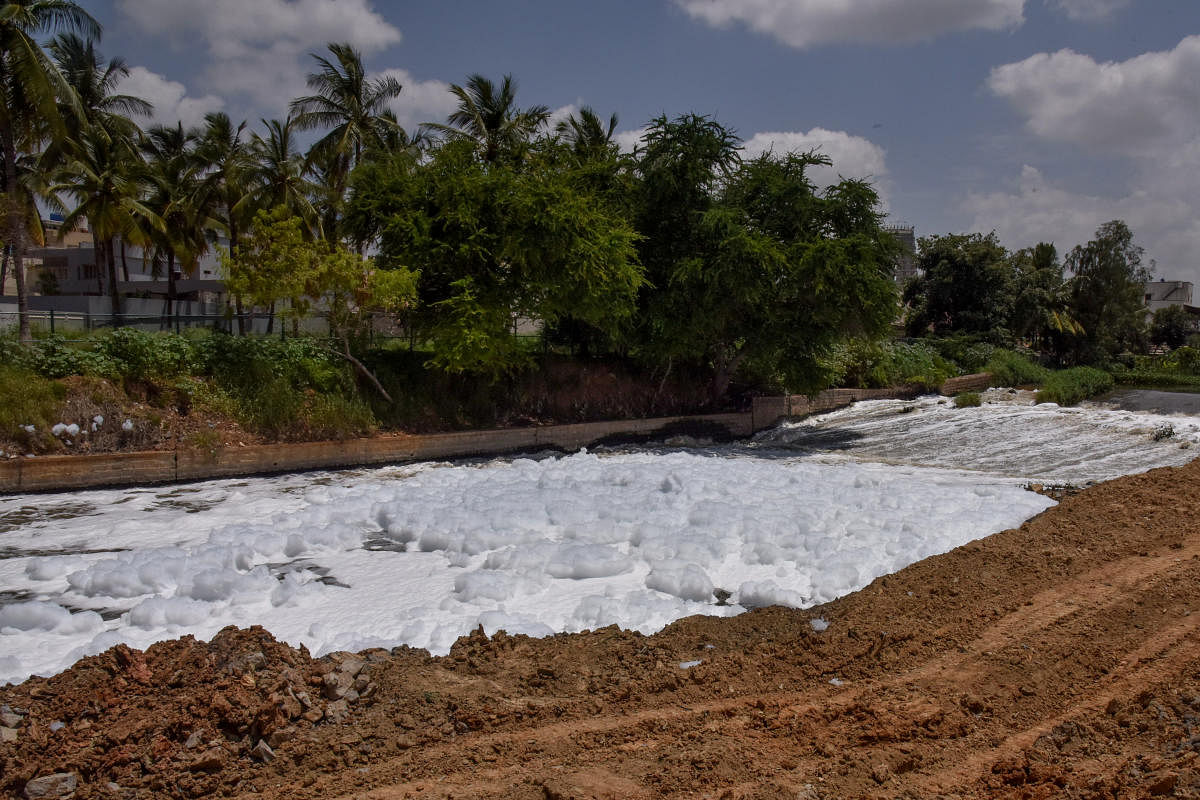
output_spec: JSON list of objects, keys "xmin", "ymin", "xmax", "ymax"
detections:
[{"xmin": 1, "ymin": 390, "xmax": 1198, "ymax": 685}]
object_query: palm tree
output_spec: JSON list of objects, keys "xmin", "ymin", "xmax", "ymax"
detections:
[
  {"xmin": 289, "ymin": 41, "xmax": 403, "ymax": 222},
  {"xmin": 47, "ymin": 33, "xmax": 148, "ymax": 142},
  {"xmin": 197, "ymin": 112, "xmax": 256, "ymax": 331},
  {"xmin": 247, "ymin": 115, "xmax": 320, "ymax": 235},
  {"xmin": 46, "ymin": 32, "xmax": 152, "ymax": 287},
  {"xmin": 425, "ymin": 74, "xmax": 549, "ymax": 163},
  {"xmin": 555, "ymin": 106, "xmax": 618, "ymax": 161},
  {"xmin": 51, "ymin": 124, "xmax": 156, "ymax": 319},
  {"xmin": 0, "ymin": 0, "xmax": 99, "ymax": 340},
  {"xmin": 140, "ymin": 122, "xmax": 206, "ymax": 323}
]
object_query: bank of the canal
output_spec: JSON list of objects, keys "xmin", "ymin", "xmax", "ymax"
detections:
[{"xmin": 0, "ymin": 375, "xmax": 994, "ymax": 493}]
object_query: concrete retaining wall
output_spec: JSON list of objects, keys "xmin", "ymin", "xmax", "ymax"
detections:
[{"xmin": 2, "ymin": 375, "xmax": 988, "ymax": 493}]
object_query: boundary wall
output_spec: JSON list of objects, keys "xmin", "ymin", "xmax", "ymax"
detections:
[{"xmin": 1, "ymin": 374, "xmax": 992, "ymax": 493}]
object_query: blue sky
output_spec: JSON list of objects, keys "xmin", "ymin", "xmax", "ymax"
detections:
[{"xmin": 87, "ymin": 1, "xmax": 1200, "ymax": 283}]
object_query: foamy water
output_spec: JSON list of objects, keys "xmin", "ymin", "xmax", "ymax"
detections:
[{"xmin": 1, "ymin": 390, "xmax": 1195, "ymax": 685}]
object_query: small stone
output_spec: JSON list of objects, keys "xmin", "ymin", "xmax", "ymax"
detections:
[
  {"xmin": 352, "ymin": 676, "xmax": 370, "ymax": 692},
  {"xmin": 184, "ymin": 730, "xmax": 203, "ymax": 749},
  {"xmin": 1, "ymin": 726, "xmax": 18, "ymax": 743},
  {"xmin": 1147, "ymin": 772, "xmax": 1177, "ymax": 796},
  {"xmin": 266, "ymin": 726, "xmax": 295, "ymax": 749},
  {"xmin": 0, "ymin": 711, "xmax": 22, "ymax": 727},
  {"xmin": 325, "ymin": 699, "xmax": 350, "ymax": 723},
  {"xmin": 339, "ymin": 657, "xmax": 365, "ymax": 677},
  {"xmin": 250, "ymin": 740, "xmax": 276, "ymax": 763},
  {"xmin": 189, "ymin": 748, "xmax": 226, "ymax": 772},
  {"xmin": 342, "ymin": 688, "xmax": 360, "ymax": 704},
  {"xmin": 23, "ymin": 772, "xmax": 78, "ymax": 799},
  {"xmin": 871, "ymin": 762, "xmax": 891, "ymax": 784},
  {"xmin": 302, "ymin": 708, "xmax": 324, "ymax": 723}
]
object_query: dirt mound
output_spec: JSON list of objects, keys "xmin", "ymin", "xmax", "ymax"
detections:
[{"xmin": 4, "ymin": 461, "xmax": 1200, "ymax": 798}]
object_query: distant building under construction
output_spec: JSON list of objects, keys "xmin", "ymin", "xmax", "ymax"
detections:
[{"xmin": 884, "ymin": 224, "xmax": 918, "ymax": 285}]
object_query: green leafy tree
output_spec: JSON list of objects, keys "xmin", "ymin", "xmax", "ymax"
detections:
[
  {"xmin": 1009, "ymin": 242, "xmax": 1081, "ymax": 351},
  {"xmin": 903, "ymin": 232, "xmax": 1014, "ymax": 340},
  {"xmin": 632, "ymin": 114, "xmax": 897, "ymax": 400},
  {"xmin": 1149, "ymin": 304, "xmax": 1196, "ymax": 350},
  {"xmin": 0, "ymin": 0, "xmax": 100, "ymax": 340},
  {"xmin": 1062, "ymin": 220, "xmax": 1151, "ymax": 364},
  {"xmin": 222, "ymin": 207, "xmax": 417, "ymax": 398},
  {"xmin": 425, "ymin": 74, "xmax": 549, "ymax": 165},
  {"xmin": 348, "ymin": 139, "xmax": 643, "ymax": 376}
]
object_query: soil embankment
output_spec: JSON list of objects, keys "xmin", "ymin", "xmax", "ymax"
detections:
[{"xmin": 3, "ymin": 456, "xmax": 1199, "ymax": 798}]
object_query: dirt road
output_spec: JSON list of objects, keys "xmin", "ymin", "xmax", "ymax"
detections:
[{"xmin": 3, "ymin": 460, "xmax": 1199, "ymax": 799}]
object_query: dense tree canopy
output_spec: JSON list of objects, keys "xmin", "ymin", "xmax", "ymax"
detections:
[
  {"xmin": 1062, "ymin": 220, "xmax": 1151, "ymax": 364},
  {"xmin": 632, "ymin": 114, "xmax": 898, "ymax": 399},
  {"xmin": 348, "ymin": 139, "xmax": 643, "ymax": 376},
  {"xmin": 903, "ymin": 232, "xmax": 1013, "ymax": 340}
]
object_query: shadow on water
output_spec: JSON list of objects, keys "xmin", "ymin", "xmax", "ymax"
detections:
[
  {"xmin": 1095, "ymin": 389, "xmax": 1200, "ymax": 415},
  {"xmin": 0, "ymin": 502, "xmax": 98, "ymax": 533},
  {"xmin": 751, "ymin": 425, "xmax": 866, "ymax": 452},
  {"xmin": 0, "ymin": 546, "xmax": 127, "ymax": 561}
]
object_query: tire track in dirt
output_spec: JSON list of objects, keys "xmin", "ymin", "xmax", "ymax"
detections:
[{"xmin": 337, "ymin": 503, "xmax": 1200, "ymax": 799}]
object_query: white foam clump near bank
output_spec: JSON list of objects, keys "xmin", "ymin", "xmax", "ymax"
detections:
[
  {"xmin": 0, "ymin": 450, "xmax": 1054, "ymax": 684},
  {"xmin": 758, "ymin": 395, "xmax": 1200, "ymax": 483}
]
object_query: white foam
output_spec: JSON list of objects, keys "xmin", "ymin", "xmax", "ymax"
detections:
[{"xmin": 4, "ymin": 395, "xmax": 1198, "ymax": 686}]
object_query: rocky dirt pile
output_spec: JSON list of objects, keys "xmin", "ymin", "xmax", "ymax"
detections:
[{"xmin": 3, "ymin": 461, "xmax": 1200, "ymax": 798}]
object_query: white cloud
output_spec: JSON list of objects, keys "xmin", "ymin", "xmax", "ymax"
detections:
[
  {"xmin": 965, "ymin": 165, "xmax": 1200, "ymax": 284},
  {"xmin": 119, "ymin": 66, "xmax": 225, "ymax": 128},
  {"xmin": 988, "ymin": 35, "xmax": 1200, "ymax": 155},
  {"xmin": 375, "ymin": 69, "xmax": 457, "ymax": 133},
  {"xmin": 1047, "ymin": 0, "xmax": 1131, "ymax": 22},
  {"xmin": 742, "ymin": 128, "xmax": 887, "ymax": 190},
  {"xmin": 116, "ymin": 0, "xmax": 402, "ymax": 114},
  {"xmin": 674, "ymin": 0, "xmax": 1024, "ymax": 48},
  {"xmin": 614, "ymin": 128, "xmax": 649, "ymax": 154},
  {"xmin": 981, "ymin": 35, "xmax": 1200, "ymax": 283},
  {"xmin": 546, "ymin": 104, "xmax": 579, "ymax": 135}
]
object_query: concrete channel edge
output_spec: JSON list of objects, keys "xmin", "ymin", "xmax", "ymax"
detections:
[{"xmin": 4, "ymin": 374, "xmax": 992, "ymax": 493}]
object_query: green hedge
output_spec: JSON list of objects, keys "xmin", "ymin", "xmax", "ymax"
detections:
[{"xmin": 1036, "ymin": 367, "xmax": 1114, "ymax": 406}]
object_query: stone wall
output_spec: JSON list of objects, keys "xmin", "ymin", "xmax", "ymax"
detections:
[{"xmin": 0, "ymin": 376, "xmax": 989, "ymax": 493}]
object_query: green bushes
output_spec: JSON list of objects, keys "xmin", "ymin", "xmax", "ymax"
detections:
[
  {"xmin": 983, "ymin": 349, "xmax": 1050, "ymax": 387},
  {"xmin": 954, "ymin": 391, "xmax": 982, "ymax": 408},
  {"xmin": 0, "ymin": 365, "xmax": 66, "ymax": 452},
  {"xmin": 824, "ymin": 339, "xmax": 958, "ymax": 391},
  {"xmin": 1036, "ymin": 367, "xmax": 1115, "ymax": 406}
]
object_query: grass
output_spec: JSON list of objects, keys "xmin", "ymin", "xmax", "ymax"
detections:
[
  {"xmin": 1036, "ymin": 367, "xmax": 1115, "ymax": 406},
  {"xmin": 0, "ymin": 365, "xmax": 67, "ymax": 453},
  {"xmin": 954, "ymin": 391, "xmax": 982, "ymax": 408},
  {"xmin": 983, "ymin": 349, "xmax": 1050, "ymax": 387}
]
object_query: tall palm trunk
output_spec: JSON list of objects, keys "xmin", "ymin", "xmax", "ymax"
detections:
[
  {"xmin": 1, "ymin": 243, "xmax": 9, "ymax": 297},
  {"xmin": 100, "ymin": 236, "xmax": 120, "ymax": 324},
  {"xmin": 2, "ymin": 121, "xmax": 30, "ymax": 342},
  {"xmin": 120, "ymin": 238, "xmax": 129, "ymax": 282}
]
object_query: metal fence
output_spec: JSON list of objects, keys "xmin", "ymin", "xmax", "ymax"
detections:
[{"xmin": 0, "ymin": 310, "xmax": 329, "ymax": 336}]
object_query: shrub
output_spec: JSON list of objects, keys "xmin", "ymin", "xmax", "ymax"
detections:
[
  {"xmin": 954, "ymin": 391, "xmax": 982, "ymax": 408},
  {"xmin": 983, "ymin": 349, "xmax": 1050, "ymax": 387},
  {"xmin": 826, "ymin": 339, "xmax": 958, "ymax": 391},
  {"xmin": 0, "ymin": 365, "xmax": 66, "ymax": 452},
  {"xmin": 1036, "ymin": 367, "xmax": 1115, "ymax": 406},
  {"xmin": 94, "ymin": 328, "xmax": 196, "ymax": 381}
]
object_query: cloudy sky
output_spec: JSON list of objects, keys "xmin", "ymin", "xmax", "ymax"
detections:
[{"xmin": 87, "ymin": 0, "xmax": 1200, "ymax": 282}]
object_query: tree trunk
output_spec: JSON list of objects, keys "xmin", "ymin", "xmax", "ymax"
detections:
[
  {"xmin": 710, "ymin": 348, "xmax": 749, "ymax": 407},
  {"xmin": 105, "ymin": 237, "xmax": 121, "ymax": 325},
  {"xmin": 2, "ymin": 118, "xmax": 30, "ymax": 342},
  {"xmin": 266, "ymin": 301, "xmax": 275, "ymax": 334},
  {"xmin": 1, "ymin": 243, "xmax": 9, "ymax": 297},
  {"xmin": 120, "ymin": 238, "xmax": 129, "ymax": 282},
  {"xmin": 166, "ymin": 250, "xmax": 176, "ymax": 321}
]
